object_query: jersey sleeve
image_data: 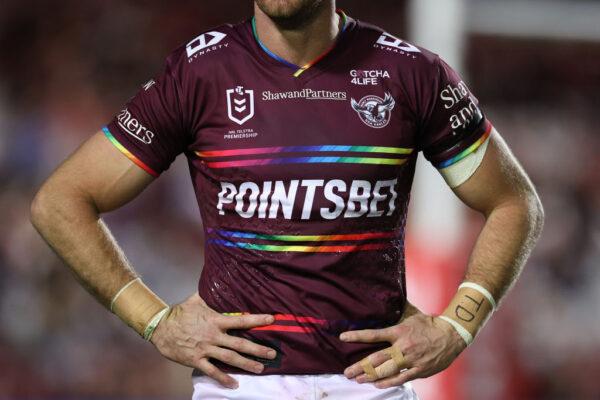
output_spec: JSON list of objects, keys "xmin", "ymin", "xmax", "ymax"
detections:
[
  {"xmin": 417, "ymin": 56, "xmax": 492, "ymax": 169},
  {"xmin": 103, "ymin": 56, "xmax": 188, "ymax": 177}
]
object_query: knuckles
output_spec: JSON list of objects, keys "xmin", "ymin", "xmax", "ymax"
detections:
[
  {"xmin": 195, "ymin": 343, "xmax": 210, "ymax": 358},
  {"xmin": 231, "ymin": 337, "xmax": 245, "ymax": 349},
  {"xmin": 391, "ymin": 325, "xmax": 405, "ymax": 336}
]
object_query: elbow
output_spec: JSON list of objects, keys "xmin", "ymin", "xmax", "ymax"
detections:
[
  {"xmin": 495, "ymin": 185, "xmax": 545, "ymax": 241},
  {"xmin": 30, "ymin": 182, "xmax": 72, "ymax": 232},
  {"xmin": 30, "ymin": 184, "xmax": 54, "ymax": 232},
  {"xmin": 31, "ymin": 180, "xmax": 99, "ymax": 234},
  {"xmin": 529, "ymin": 192, "xmax": 545, "ymax": 239},
  {"xmin": 521, "ymin": 186, "xmax": 545, "ymax": 241}
]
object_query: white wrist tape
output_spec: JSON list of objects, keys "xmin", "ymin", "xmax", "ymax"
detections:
[
  {"xmin": 438, "ymin": 315, "xmax": 474, "ymax": 345},
  {"xmin": 459, "ymin": 282, "xmax": 497, "ymax": 310},
  {"xmin": 143, "ymin": 307, "xmax": 170, "ymax": 341},
  {"xmin": 110, "ymin": 277, "xmax": 141, "ymax": 312},
  {"xmin": 110, "ymin": 278, "xmax": 169, "ymax": 338}
]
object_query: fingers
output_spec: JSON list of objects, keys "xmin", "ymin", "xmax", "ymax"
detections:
[
  {"xmin": 216, "ymin": 313, "xmax": 274, "ymax": 330},
  {"xmin": 339, "ymin": 326, "xmax": 396, "ymax": 344},
  {"xmin": 207, "ymin": 346, "xmax": 265, "ymax": 374},
  {"xmin": 344, "ymin": 348, "xmax": 391, "ymax": 379},
  {"xmin": 357, "ymin": 359, "xmax": 400, "ymax": 383},
  {"xmin": 196, "ymin": 358, "xmax": 238, "ymax": 389},
  {"xmin": 345, "ymin": 346, "xmax": 408, "ymax": 384},
  {"xmin": 373, "ymin": 367, "xmax": 422, "ymax": 389},
  {"xmin": 219, "ymin": 334, "xmax": 277, "ymax": 360}
]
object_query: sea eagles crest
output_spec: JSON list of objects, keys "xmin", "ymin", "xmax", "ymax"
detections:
[{"xmin": 351, "ymin": 92, "xmax": 395, "ymax": 128}]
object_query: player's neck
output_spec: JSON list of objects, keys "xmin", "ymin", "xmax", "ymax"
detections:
[{"xmin": 253, "ymin": 3, "xmax": 341, "ymax": 68}]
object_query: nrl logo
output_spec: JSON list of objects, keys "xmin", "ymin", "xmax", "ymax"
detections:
[
  {"xmin": 351, "ymin": 92, "xmax": 395, "ymax": 128},
  {"xmin": 226, "ymin": 86, "xmax": 255, "ymax": 125}
]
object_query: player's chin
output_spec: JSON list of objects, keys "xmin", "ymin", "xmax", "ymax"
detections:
[{"xmin": 255, "ymin": 0, "xmax": 323, "ymax": 20}]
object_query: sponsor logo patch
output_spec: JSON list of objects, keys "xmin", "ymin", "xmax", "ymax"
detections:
[
  {"xmin": 186, "ymin": 31, "xmax": 228, "ymax": 62},
  {"xmin": 351, "ymin": 93, "xmax": 395, "ymax": 128},
  {"xmin": 374, "ymin": 33, "xmax": 420, "ymax": 59},
  {"xmin": 227, "ymin": 86, "xmax": 255, "ymax": 125}
]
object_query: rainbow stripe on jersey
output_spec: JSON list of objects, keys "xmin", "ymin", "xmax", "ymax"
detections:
[
  {"xmin": 221, "ymin": 312, "xmax": 388, "ymax": 334},
  {"xmin": 207, "ymin": 228, "xmax": 397, "ymax": 253},
  {"xmin": 196, "ymin": 144, "xmax": 413, "ymax": 169}
]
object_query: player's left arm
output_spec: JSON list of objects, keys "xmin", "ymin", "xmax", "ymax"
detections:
[{"xmin": 340, "ymin": 128, "xmax": 544, "ymax": 388}]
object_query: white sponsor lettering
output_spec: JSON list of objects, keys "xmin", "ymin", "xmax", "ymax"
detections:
[
  {"xmin": 344, "ymin": 180, "xmax": 371, "ymax": 218},
  {"xmin": 321, "ymin": 180, "xmax": 347, "ymax": 220},
  {"xmin": 116, "ymin": 108, "xmax": 154, "ymax": 144},
  {"xmin": 350, "ymin": 70, "xmax": 390, "ymax": 86},
  {"xmin": 262, "ymin": 89, "xmax": 347, "ymax": 101},
  {"xmin": 368, "ymin": 179, "xmax": 397, "ymax": 217},
  {"xmin": 301, "ymin": 180, "xmax": 324, "ymax": 220},
  {"xmin": 235, "ymin": 182, "xmax": 260, "ymax": 218},
  {"xmin": 269, "ymin": 180, "xmax": 299, "ymax": 219},
  {"xmin": 440, "ymin": 82, "xmax": 470, "ymax": 109},
  {"xmin": 439, "ymin": 81, "xmax": 482, "ymax": 131},
  {"xmin": 217, "ymin": 182, "xmax": 237, "ymax": 216},
  {"xmin": 217, "ymin": 178, "xmax": 399, "ymax": 220},
  {"xmin": 258, "ymin": 181, "xmax": 272, "ymax": 218}
]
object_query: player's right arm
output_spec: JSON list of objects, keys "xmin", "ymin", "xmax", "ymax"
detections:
[{"xmin": 30, "ymin": 131, "xmax": 276, "ymax": 389}]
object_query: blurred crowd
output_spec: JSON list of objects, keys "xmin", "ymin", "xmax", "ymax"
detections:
[{"xmin": 0, "ymin": 1, "xmax": 598, "ymax": 399}]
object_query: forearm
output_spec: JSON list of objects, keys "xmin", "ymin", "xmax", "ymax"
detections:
[
  {"xmin": 465, "ymin": 193, "xmax": 544, "ymax": 304},
  {"xmin": 30, "ymin": 184, "xmax": 136, "ymax": 308},
  {"xmin": 438, "ymin": 192, "xmax": 543, "ymax": 345}
]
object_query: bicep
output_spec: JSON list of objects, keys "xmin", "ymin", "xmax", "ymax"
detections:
[
  {"xmin": 42, "ymin": 130, "xmax": 155, "ymax": 213},
  {"xmin": 452, "ymin": 129, "xmax": 536, "ymax": 215}
]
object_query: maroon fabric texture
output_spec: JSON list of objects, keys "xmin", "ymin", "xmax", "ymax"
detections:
[{"xmin": 105, "ymin": 16, "xmax": 488, "ymax": 374}]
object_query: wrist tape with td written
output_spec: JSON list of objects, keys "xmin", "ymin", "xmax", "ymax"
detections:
[{"xmin": 438, "ymin": 282, "xmax": 496, "ymax": 345}]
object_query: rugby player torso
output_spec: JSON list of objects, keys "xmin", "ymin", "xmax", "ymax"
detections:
[{"xmin": 103, "ymin": 11, "xmax": 491, "ymax": 375}]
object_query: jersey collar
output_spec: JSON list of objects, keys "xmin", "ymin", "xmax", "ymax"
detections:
[{"xmin": 251, "ymin": 10, "xmax": 349, "ymax": 78}]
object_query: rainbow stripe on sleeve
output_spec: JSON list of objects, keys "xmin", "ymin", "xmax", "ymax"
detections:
[
  {"xmin": 436, "ymin": 122, "xmax": 493, "ymax": 169},
  {"xmin": 102, "ymin": 127, "xmax": 159, "ymax": 177}
]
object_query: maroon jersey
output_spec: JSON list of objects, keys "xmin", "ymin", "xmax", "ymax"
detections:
[{"xmin": 104, "ymin": 13, "xmax": 492, "ymax": 375}]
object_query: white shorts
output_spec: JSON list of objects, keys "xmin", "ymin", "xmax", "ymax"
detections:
[{"xmin": 192, "ymin": 374, "xmax": 419, "ymax": 400}]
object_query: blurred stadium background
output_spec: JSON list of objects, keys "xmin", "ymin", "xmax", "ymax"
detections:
[{"xmin": 0, "ymin": 0, "xmax": 598, "ymax": 398}]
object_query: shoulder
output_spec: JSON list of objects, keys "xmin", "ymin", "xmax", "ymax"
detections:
[
  {"xmin": 353, "ymin": 19, "xmax": 442, "ymax": 77},
  {"xmin": 162, "ymin": 21, "xmax": 250, "ymax": 79}
]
